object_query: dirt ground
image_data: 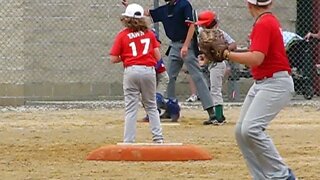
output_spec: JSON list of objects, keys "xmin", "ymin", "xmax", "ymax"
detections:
[{"xmin": 0, "ymin": 105, "xmax": 319, "ymax": 180}]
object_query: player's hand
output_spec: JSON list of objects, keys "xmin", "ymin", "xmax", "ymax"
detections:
[
  {"xmin": 199, "ymin": 60, "xmax": 205, "ymax": 66},
  {"xmin": 121, "ymin": 0, "xmax": 128, "ymax": 7},
  {"xmin": 304, "ymin": 32, "xmax": 311, "ymax": 41},
  {"xmin": 198, "ymin": 54, "xmax": 205, "ymax": 61},
  {"xmin": 180, "ymin": 45, "xmax": 188, "ymax": 59},
  {"xmin": 198, "ymin": 54, "xmax": 208, "ymax": 65}
]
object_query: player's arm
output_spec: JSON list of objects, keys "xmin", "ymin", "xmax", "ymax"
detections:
[
  {"xmin": 179, "ymin": 2, "xmax": 196, "ymax": 58},
  {"xmin": 304, "ymin": 30, "xmax": 320, "ymax": 40},
  {"xmin": 144, "ymin": 9, "xmax": 151, "ymax": 16},
  {"xmin": 110, "ymin": 55, "xmax": 122, "ymax": 64},
  {"xmin": 311, "ymin": 31, "xmax": 320, "ymax": 39},
  {"xmin": 110, "ymin": 31, "xmax": 123, "ymax": 64},
  {"xmin": 224, "ymin": 51, "xmax": 265, "ymax": 67},
  {"xmin": 183, "ymin": 23, "xmax": 195, "ymax": 50},
  {"xmin": 153, "ymin": 47, "xmax": 161, "ymax": 61},
  {"xmin": 317, "ymin": 31, "xmax": 320, "ymax": 39},
  {"xmin": 121, "ymin": 0, "xmax": 128, "ymax": 7}
]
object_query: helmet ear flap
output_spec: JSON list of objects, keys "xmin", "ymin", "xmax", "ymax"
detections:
[{"xmin": 156, "ymin": 93, "xmax": 166, "ymax": 110}]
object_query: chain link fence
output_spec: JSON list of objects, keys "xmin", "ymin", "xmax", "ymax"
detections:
[{"xmin": 0, "ymin": 0, "xmax": 319, "ymax": 105}]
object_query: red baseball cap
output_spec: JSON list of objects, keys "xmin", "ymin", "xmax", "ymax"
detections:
[{"xmin": 195, "ymin": 11, "xmax": 217, "ymax": 27}]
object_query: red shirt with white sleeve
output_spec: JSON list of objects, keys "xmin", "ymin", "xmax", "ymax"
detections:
[
  {"xmin": 109, "ymin": 28, "xmax": 160, "ymax": 67},
  {"xmin": 249, "ymin": 13, "xmax": 291, "ymax": 80}
]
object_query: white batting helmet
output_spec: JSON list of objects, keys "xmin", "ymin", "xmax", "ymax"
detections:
[
  {"xmin": 247, "ymin": 0, "xmax": 272, "ymax": 6},
  {"xmin": 122, "ymin": 3, "xmax": 144, "ymax": 18}
]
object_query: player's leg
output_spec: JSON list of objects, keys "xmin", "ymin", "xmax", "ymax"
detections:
[
  {"xmin": 185, "ymin": 73, "xmax": 198, "ymax": 102},
  {"xmin": 143, "ymin": 71, "xmax": 169, "ymax": 122},
  {"xmin": 123, "ymin": 67, "xmax": 141, "ymax": 143},
  {"xmin": 235, "ymin": 84, "xmax": 265, "ymax": 179},
  {"xmin": 200, "ymin": 64, "xmax": 210, "ymax": 90},
  {"xmin": 184, "ymin": 42, "xmax": 214, "ymax": 110},
  {"xmin": 156, "ymin": 71, "xmax": 169, "ymax": 97},
  {"xmin": 215, "ymin": 62, "xmax": 226, "ymax": 118},
  {"xmin": 140, "ymin": 67, "xmax": 164, "ymax": 143},
  {"xmin": 161, "ymin": 43, "xmax": 183, "ymax": 120},
  {"xmin": 236, "ymin": 76, "xmax": 294, "ymax": 179},
  {"xmin": 205, "ymin": 62, "xmax": 226, "ymax": 125},
  {"xmin": 227, "ymin": 61, "xmax": 241, "ymax": 101},
  {"xmin": 166, "ymin": 42, "xmax": 184, "ymax": 99}
]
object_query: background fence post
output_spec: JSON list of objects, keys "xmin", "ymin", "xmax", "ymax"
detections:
[{"xmin": 312, "ymin": 0, "xmax": 320, "ymax": 96}]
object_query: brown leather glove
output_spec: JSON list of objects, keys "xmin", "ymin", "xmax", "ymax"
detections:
[{"xmin": 198, "ymin": 29, "xmax": 228, "ymax": 63}]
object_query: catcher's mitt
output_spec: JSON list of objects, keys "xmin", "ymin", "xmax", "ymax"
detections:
[{"xmin": 198, "ymin": 28, "xmax": 228, "ymax": 63}]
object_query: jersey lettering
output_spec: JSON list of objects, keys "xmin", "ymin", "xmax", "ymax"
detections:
[{"xmin": 127, "ymin": 31, "xmax": 145, "ymax": 39}]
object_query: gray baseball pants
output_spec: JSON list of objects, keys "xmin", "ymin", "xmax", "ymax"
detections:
[
  {"xmin": 209, "ymin": 61, "xmax": 226, "ymax": 106},
  {"xmin": 123, "ymin": 65, "xmax": 163, "ymax": 143},
  {"xmin": 166, "ymin": 41, "xmax": 213, "ymax": 110},
  {"xmin": 156, "ymin": 71, "xmax": 169, "ymax": 97},
  {"xmin": 235, "ymin": 71, "xmax": 294, "ymax": 180}
]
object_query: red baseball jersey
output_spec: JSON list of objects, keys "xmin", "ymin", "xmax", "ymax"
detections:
[
  {"xmin": 249, "ymin": 13, "xmax": 291, "ymax": 80},
  {"xmin": 109, "ymin": 28, "xmax": 160, "ymax": 67}
]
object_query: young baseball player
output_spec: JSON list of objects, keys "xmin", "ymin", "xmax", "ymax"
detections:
[
  {"xmin": 121, "ymin": 0, "xmax": 217, "ymax": 123},
  {"xmin": 109, "ymin": 3, "xmax": 164, "ymax": 143},
  {"xmin": 196, "ymin": 10, "xmax": 237, "ymax": 125},
  {"xmin": 219, "ymin": 0, "xmax": 297, "ymax": 179}
]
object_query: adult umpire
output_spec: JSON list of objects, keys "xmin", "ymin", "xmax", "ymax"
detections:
[{"xmin": 122, "ymin": 0, "xmax": 215, "ymax": 122}]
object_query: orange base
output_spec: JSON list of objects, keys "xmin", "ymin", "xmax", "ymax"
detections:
[{"xmin": 86, "ymin": 143, "xmax": 212, "ymax": 161}]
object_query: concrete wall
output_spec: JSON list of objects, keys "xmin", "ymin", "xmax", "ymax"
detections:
[{"xmin": 0, "ymin": 0, "xmax": 297, "ymax": 106}]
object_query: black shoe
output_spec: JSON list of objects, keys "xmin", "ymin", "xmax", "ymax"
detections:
[
  {"xmin": 203, "ymin": 116, "xmax": 226, "ymax": 125},
  {"xmin": 170, "ymin": 113, "xmax": 180, "ymax": 122},
  {"xmin": 287, "ymin": 169, "xmax": 296, "ymax": 180},
  {"xmin": 203, "ymin": 118, "xmax": 214, "ymax": 125},
  {"xmin": 211, "ymin": 119, "xmax": 227, "ymax": 126},
  {"xmin": 160, "ymin": 111, "xmax": 171, "ymax": 119},
  {"xmin": 203, "ymin": 115, "xmax": 217, "ymax": 125},
  {"xmin": 142, "ymin": 115, "xmax": 149, "ymax": 122}
]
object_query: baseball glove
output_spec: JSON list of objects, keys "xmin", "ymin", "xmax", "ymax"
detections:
[{"xmin": 198, "ymin": 28, "xmax": 228, "ymax": 63}]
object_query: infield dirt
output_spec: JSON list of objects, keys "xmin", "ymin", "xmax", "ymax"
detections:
[{"xmin": 0, "ymin": 106, "xmax": 319, "ymax": 179}]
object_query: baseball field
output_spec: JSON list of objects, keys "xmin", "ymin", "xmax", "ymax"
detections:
[{"xmin": 0, "ymin": 102, "xmax": 319, "ymax": 179}]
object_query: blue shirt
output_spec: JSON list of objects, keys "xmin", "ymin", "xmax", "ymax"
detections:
[{"xmin": 149, "ymin": 0, "xmax": 194, "ymax": 42}]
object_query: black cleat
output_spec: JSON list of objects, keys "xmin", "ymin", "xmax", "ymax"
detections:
[
  {"xmin": 203, "ymin": 116, "xmax": 226, "ymax": 125},
  {"xmin": 160, "ymin": 111, "xmax": 171, "ymax": 119}
]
